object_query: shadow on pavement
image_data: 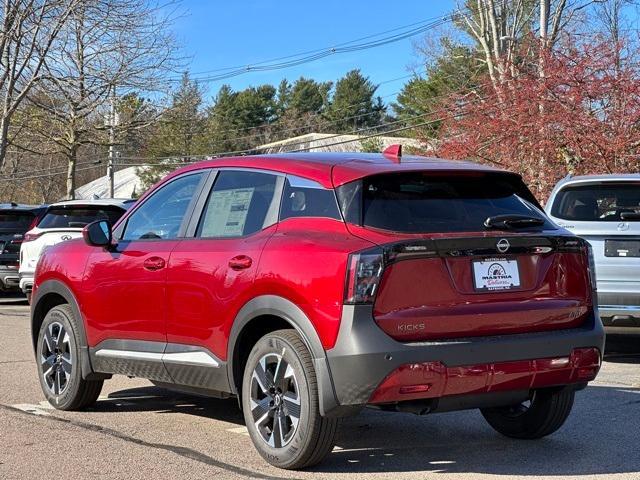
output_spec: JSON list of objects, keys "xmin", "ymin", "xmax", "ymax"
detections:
[
  {"xmin": 93, "ymin": 383, "xmax": 640, "ymax": 477},
  {"xmin": 0, "ymin": 292, "xmax": 28, "ymax": 305},
  {"xmin": 90, "ymin": 385, "xmax": 245, "ymax": 425},
  {"xmin": 605, "ymin": 334, "xmax": 640, "ymax": 361}
]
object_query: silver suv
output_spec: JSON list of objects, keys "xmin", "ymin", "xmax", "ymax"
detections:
[{"xmin": 546, "ymin": 174, "xmax": 640, "ymax": 335}]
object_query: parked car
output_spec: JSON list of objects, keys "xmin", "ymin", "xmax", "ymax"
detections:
[
  {"xmin": 19, "ymin": 199, "xmax": 132, "ymax": 301},
  {"xmin": 30, "ymin": 152, "xmax": 604, "ymax": 469},
  {"xmin": 0, "ymin": 203, "xmax": 45, "ymax": 292},
  {"xmin": 546, "ymin": 174, "xmax": 640, "ymax": 336}
]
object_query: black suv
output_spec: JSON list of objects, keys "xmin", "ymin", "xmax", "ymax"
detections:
[{"xmin": 0, "ymin": 203, "xmax": 45, "ymax": 292}]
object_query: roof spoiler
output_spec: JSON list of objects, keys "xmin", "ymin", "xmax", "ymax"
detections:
[{"xmin": 382, "ymin": 144, "xmax": 402, "ymax": 163}]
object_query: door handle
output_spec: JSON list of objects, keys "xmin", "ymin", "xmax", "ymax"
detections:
[
  {"xmin": 228, "ymin": 255, "xmax": 252, "ymax": 270},
  {"xmin": 143, "ymin": 256, "xmax": 166, "ymax": 271}
]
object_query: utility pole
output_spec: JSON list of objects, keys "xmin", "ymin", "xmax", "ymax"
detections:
[{"xmin": 107, "ymin": 84, "xmax": 116, "ymax": 198}]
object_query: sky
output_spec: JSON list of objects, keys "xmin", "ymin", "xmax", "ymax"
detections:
[{"xmin": 168, "ymin": 0, "xmax": 457, "ymax": 102}]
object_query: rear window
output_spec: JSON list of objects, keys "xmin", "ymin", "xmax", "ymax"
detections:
[
  {"xmin": 551, "ymin": 183, "xmax": 640, "ymax": 222},
  {"xmin": 38, "ymin": 206, "xmax": 125, "ymax": 229},
  {"xmin": 336, "ymin": 172, "xmax": 552, "ymax": 233},
  {"xmin": 0, "ymin": 211, "xmax": 35, "ymax": 230}
]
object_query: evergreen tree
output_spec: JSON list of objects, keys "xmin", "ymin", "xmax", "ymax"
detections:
[
  {"xmin": 139, "ymin": 72, "xmax": 206, "ymax": 188},
  {"xmin": 393, "ymin": 41, "xmax": 483, "ymax": 138},
  {"xmin": 325, "ymin": 69, "xmax": 385, "ymax": 133}
]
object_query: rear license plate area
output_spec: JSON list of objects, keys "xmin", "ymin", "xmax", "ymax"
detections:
[
  {"xmin": 605, "ymin": 239, "xmax": 640, "ymax": 257},
  {"xmin": 472, "ymin": 258, "xmax": 521, "ymax": 292}
]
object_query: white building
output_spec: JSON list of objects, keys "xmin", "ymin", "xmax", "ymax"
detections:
[
  {"xmin": 75, "ymin": 166, "xmax": 143, "ymax": 199},
  {"xmin": 255, "ymin": 132, "xmax": 425, "ymax": 154}
]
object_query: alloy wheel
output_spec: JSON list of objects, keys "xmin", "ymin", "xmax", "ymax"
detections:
[
  {"xmin": 249, "ymin": 352, "xmax": 301, "ymax": 448},
  {"xmin": 40, "ymin": 321, "xmax": 72, "ymax": 395}
]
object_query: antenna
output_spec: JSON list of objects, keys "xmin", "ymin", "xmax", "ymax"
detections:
[{"xmin": 383, "ymin": 144, "xmax": 402, "ymax": 163}]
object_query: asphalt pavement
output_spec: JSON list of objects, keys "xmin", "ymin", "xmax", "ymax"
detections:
[{"xmin": 1, "ymin": 294, "xmax": 639, "ymax": 480}]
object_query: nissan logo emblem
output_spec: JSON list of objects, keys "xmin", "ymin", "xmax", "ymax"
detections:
[
  {"xmin": 496, "ymin": 238, "xmax": 510, "ymax": 253},
  {"xmin": 61, "ymin": 235, "xmax": 72, "ymax": 241}
]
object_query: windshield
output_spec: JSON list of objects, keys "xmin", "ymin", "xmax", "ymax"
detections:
[
  {"xmin": 0, "ymin": 211, "xmax": 35, "ymax": 230},
  {"xmin": 551, "ymin": 183, "xmax": 640, "ymax": 222},
  {"xmin": 336, "ymin": 172, "xmax": 552, "ymax": 233},
  {"xmin": 38, "ymin": 206, "xmax": 125, "ymax": 229}
]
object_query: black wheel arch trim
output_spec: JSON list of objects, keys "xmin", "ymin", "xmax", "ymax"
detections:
[
  {"xmin": 31, "ymin": 279, "xmax": 104, "ymax": 380},
  {"xmin": 227, "ymin": 295, "xmax": 350, "ymax": 417}
]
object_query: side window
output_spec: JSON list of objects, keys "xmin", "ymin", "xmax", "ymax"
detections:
[
  {"xmin": 280, "ymin": 176, "xmax": 341, "ymax": 221},
  {"xmin": 122, "ymin": 173, "xmax": 205, "ymax": 240},
  {"xmin": 197, "ymin": 170, "xmax": 279, "ymax": 238}
]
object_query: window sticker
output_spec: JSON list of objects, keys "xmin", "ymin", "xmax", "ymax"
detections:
[{"xmin": 201, "ymin": 188, "xmax": 254, "ymax": 237}]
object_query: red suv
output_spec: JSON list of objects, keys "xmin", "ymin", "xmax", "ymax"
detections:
[{"xmin": 31, "ymin": 152, "xmax": 604, "ymax": 469}]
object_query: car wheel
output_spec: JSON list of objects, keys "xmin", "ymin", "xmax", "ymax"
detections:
[
  {"xmin": 481, "ymin": 388, "xmax": 575, "ymax": 439},
  {"xmin": 36, "ymin": 304, "xmax": 103, "ymax": 410},
  {"xmin": 241, "ymin": 329, "xmax": 339, "ymax": 469}
]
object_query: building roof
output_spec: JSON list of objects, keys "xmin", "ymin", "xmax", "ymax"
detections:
[
  {"xmin": 50, "ymin": 198, "xmax": 133, "ymax": 208},
  {"xmin": 164, "ymin": 152, "xmax": 509, "ymax": 190},
  {"xmin": 75, "ymin": 166, "xmax": 143, "ymax": 199},
  {"xmin": 255, "ymin": 132, "xmax": 424, "ymax": 154}
]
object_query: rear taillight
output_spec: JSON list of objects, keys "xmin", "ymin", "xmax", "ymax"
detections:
[
  {"xmin": 344, "ymin": 248, "xmax": 384, "ymax": 304},
  {"xmin": 585, "ymin": 243, "xmax": 597, "ymax": 292},
  {"xmin": 582, "ymin": 242, "xmax": 598, "ymax": 308},
  {"xmin": 22, "ymin": 232, "xmax": 42, "ymax": 242}
]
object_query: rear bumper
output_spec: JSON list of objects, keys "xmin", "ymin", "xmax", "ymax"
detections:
[
  {"xmin": 0, "ymin": 268, "xmax": 20, "ymax": 290},
  {"xmin": 19, "ymin": 274, "xmax": 34, "ymax": 294},
  {"xmin": 325, "ymin": 305, "xmax": 605, "ymax": 409},
  {"xmin": 597, "ymin": 290, "xmax": 640, "ymax": 333}
]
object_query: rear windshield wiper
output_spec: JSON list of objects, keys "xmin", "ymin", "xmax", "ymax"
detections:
[
  {"xmin": 620, "ymin": 212, "xmax": 640, "ymax": 220},
  {"xmin": 484, "ymin": 214, "xmax": 545, "ymax": 230}
]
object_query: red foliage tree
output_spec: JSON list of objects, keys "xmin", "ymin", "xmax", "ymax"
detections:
[{"xmin": 432, "ymin": 36, "xmax": 640, "ymax": 201}]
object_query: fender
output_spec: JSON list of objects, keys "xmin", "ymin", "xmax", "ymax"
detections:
[
  {"xmin": 31, "ymin": 279, "xmax": 107, "ymax": 381},
  {"xmin": 227, "ymin": 295, "xmax": 352, "ymax": 417}
]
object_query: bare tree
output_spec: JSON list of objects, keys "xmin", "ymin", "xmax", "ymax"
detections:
[
  {"xmin": 594, "ymin": 0, "xmax": 638, "ymax": 69},
  {"xmin": 0, "ymin": 0, "xmax": 78, "ymax": 172},
  {"xmin": 458, "ymin": 0, "xmax": 577, "ymax": 88},
  {"xmin": 29, "ymin": 0, "xmax": 179, "ymax": 198}
]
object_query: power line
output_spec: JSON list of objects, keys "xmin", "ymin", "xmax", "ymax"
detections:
[
  {"xmin": 117, "ymin": 65, "xmax": 485, "ymax": 156},
  {"xmin": 168, "ymin": 13, "xmax": 460, "ymax": 84},
  {"xmin": 0, "ymin": 163, "xmax": 104, "ymax": 182},
  {"xmin": 114, "ymin": 91, "xmax": 500, "ymax": 166},
  {"xmin": 185, "ymin": 15, "xmax": 457, "ymax": 78}
]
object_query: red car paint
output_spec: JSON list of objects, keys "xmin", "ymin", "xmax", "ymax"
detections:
[
  {"xmin": 32, "ymin": 152, "xmax": 600, "ymax": 406},
  {"xmin": 369, "ymin": 348, "xmax": 601, "ymax": 404}
]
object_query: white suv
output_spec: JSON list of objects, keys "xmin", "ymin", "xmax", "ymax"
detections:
[
  {"xmin": 19, "ymin": 199, "xmax": 132, "ymax": 300},
  {"xmin": 546, "ymin": 174, "xmax": 640, "ymax": 335}
]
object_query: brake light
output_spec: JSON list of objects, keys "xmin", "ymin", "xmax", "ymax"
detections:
[
  {"xmin": 344, "ymin": 248, "xmax": 384, "ymax": 304},
  {"xmin": 22, "ymin": 232, "xmax": 42, "ymax": 242},
  {"xmin": 585, "ymin": 243, "xmax": 597, "ymax": 291},
  {"xmin": 582, "ymin": 242, "xmax": 598, "ymax": 308}
]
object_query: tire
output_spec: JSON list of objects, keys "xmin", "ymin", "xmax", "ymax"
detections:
[
  {"xmin": 36, "ymin": 304, "xmax": 103, "ymax": 410},
  {"xmin": 481, "ymin": 388, "xmax": 575, "ymax": 439},
  {"xmin": 241, "ymin": 329, "xmax": 339, "ymax": 469}
]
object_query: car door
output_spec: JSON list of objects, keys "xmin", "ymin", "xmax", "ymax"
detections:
[
  {"xmin": 166, "ymin": 169, "xmax": 283, "ymax": 364},
  {"xmin": 81, "ymin": 171, "xmax": 208, "ymax": 348}
]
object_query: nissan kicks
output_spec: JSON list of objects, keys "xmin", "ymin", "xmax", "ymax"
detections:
[{"xmin": 30, "ymin": 151, "xmax": 604, "ymax": 469}]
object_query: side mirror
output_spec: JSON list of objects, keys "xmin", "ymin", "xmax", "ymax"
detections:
[{"xmin": 83, "ymin": 220, "xmax": 112, "ymax": 247}]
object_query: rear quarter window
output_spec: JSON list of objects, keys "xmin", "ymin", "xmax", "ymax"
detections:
[{"xmin": 280, "ymin": 176, "xmax": 341, "ymax": 221}]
